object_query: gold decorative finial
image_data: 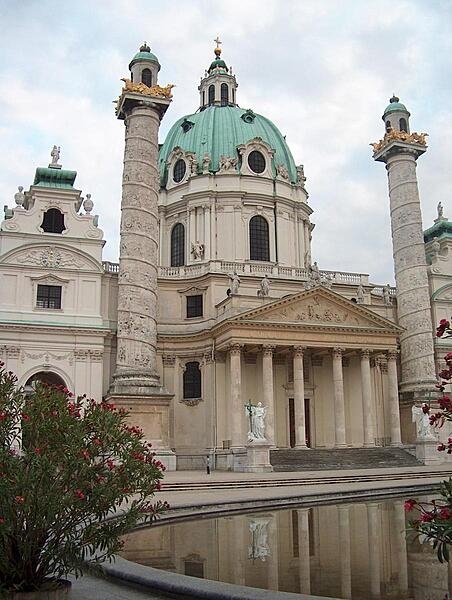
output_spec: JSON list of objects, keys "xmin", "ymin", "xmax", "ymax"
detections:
[{"xmin": 214, "ymin": 35, "xmax": 222, "ymax": 56}]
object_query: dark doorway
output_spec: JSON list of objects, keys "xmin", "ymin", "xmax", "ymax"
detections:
[{"xmin": 288, "ymin": 398, "xmax": 311, "ymax": 448}]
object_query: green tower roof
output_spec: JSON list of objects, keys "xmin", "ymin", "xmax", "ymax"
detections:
[
  {"xmin": 128, "ymin": 43, "xmax": 160, "ymax": 70},
  {"xmin": 424, "ymin": 219, "xmax": 452, "ymax": 243},
  {"xmin": 158, "ymin": 105, "xmax": 298, "ymax": 186},
  {"xmin": 33, "ymin": 167, "xmax": 77, "ymax": 189},
  {"xmin": 383, "ymin": 95, "xmax": 409, "ymax": 116}
]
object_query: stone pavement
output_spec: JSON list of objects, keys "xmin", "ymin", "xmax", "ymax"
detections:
[{"xmin": 69, "ymin": 573, "xmax": 171, "ymax": 599}]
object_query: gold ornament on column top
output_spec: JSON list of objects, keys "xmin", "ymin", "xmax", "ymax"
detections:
[
  {"xmin": 120, "ymin": 79, "xmax": 175, "ymax": 98},
  {"xmin": 370, "ymin": 130, "xmax": 428, "ymax": 154}
]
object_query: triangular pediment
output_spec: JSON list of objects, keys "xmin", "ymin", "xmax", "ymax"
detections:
[{"xmin": 231, "ymin": 286, "xmax": 400, "ymax": 332}]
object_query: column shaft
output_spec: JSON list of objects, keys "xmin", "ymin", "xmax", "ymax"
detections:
[
  {"xmin": 297, "ymin": 509, "xmax": 311, "ymax": 594},
  {"xmin": 262, "ymin": 346, "xmax": 275, "ymax": 445},
  {"xmin": 367, "ymin": 503, "xmax": 381, "ymax": 597},
  {"xmin": 387, "ymin": 351, "xmax": 402, "ymax": 445},
  {"xmin": 332, "ymin": 348, "xmax": 347, "ymax": 447},
  {"xmin": 361, "ymin": 349, "xmax": 375, "ymax": 447},
  {"xmin": 204, "ymin": 204, "xmax": 211, "ymax": 260},
  {"xmin": 230, "ymin": 344, "xmax": 243, "ymax": 448},
  {"xmin": 338, "ymin": 506, "xmax": 351, "ymax": 600},
  {"xmin": 293, "ymin": 346, "xmax": 308, "ymax": 448}
]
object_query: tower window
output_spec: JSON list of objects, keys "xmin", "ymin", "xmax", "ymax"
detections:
[
  {"xmin": 221, "ymin": 83, "xmax": 229, "ymax": 106},
  {"xmin": 250, "ymin": 215, "xmax": 270, "ymax": 261},
  {"xmin": 142, "ymin": 68, "xmax": 152, "ymax": 87},
  {"xmin": 208, "ymin": 85, "xmax": 215, "ymax": 106},
  {"xmin": 36, "ymin": 284, "xmax": 62, "ymax": 309},
  {"xmin": 41, "ymin": 208, "xmax": 65, "ymax": 234},
  {"xmin": 399, "ymin": 118, "xmax": 408, "ymax": 133},
  {"xmin": 173, "ymin": 159, "xmax": 187, "ymax": 183},
  {"xmin": 171, "ymin": 223, "xmax": 185, "ymax": 267},
  {"xmin": 248, "ymin": 151, "xmax": 266, "ymax": 174},
  {"xmin": 183, "ymin": 361, "xmax": 201, "ymax": 399},
  {"xmin": 385, "ymin": 120, "xmax": 392, "ymax": 133},
  {"xmin": 186, "ymin": 295, "xmax": 203, "ymax": 318}
]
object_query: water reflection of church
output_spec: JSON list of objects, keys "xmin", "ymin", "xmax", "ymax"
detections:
[
  {"xmin": 1, "ymin": 41, "xmax": 451, "ymax": 470},
  {"xmin": 121, "ymin": 500, "xmax": 448, "ymax": 599}
]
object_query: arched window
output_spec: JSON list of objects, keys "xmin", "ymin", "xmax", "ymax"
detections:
[
  {"xmin": 142, "ymin": 68, "xmax": 152, "ymax": 87},
  {"xmin": 183, "ymin": 361, "xmax": 201, "ymax": 399},
  {"xmin": 208, "ymin": 85, "xmax": 215, "ymax": 106},
  {"xmin": 385, "ymin": 120, "xmax": 392, "ymax": 133},
  {"xmin": 41, "ymin": 208, "xmax": 65, "ymax": 233},
  {"xmin": 221, "ymin": 83, "xmax": 229, "ymax": 106},
  {"xmin": 171, "ymin": 223, "xmax": 185, "ymax": 267},
  {"xmin": 25, "ymin": 371, "xmax": 66, "ymax": 389},
  {"xmin": 399, "ymin": 118, "xmax": 407, "ymax": 133},
  {"xmin": 202, "ymin": 91, "xmax": 205, "ymax": 106},
  {"xmin": 249, "ymin": 215, "xmax": 270, "ymax": 262}
]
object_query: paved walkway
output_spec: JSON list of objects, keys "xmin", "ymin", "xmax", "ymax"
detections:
[{"xmin": 67, "ymin": 464, "xmax": 452, "ymax": 599}]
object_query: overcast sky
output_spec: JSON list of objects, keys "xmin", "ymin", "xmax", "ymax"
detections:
[{"xmin": 1, "ymin": 0, "xmax": 451, "ymax": 284}]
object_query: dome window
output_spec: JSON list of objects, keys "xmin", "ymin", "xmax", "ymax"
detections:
[
  {"xmin": 248, "ymin": 150, "xmax": 266, "ymax": 174},
  {"xmin": 399, "ymin": 118, "xmax": 408, "ymax": 133},
  {"xmin": 241, "ymin": 109, "xmax": 256, "ymax": 124},
  {"xmin": 221, "ymin": 83, "xmax": 229, "ymax": 106},
  {"xmin": 249, "ymin": 215, "xmax": 270, "ymax": 262},
  {"xmin": 181, "ymin": 119, "xmax": 194, "ymax": 133},
  {"xmin": 208, "ymin": 85, "xmax": 215, "ymax": 106},
  {"xmin": 141, "ymin": 68, "xmax": 152, "ymax": 87},
  {"xmin": 171, "ymin": 223, "xmax": 185, "ymax": 267},
  {"xmin": 41, "ymin": 208, "xmax": 65, "ymax": 234},
  {"xmin": 173, "ymin": 159, "xmax": 187, "ymax": 183}
]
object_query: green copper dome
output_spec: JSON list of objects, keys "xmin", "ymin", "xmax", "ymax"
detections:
[
  {"xmin": 159, "ymin": 106, "xmax": 297, "ymax": 186},
  {"xmin": 383, "ymin": 95, "xmax": 409, "ymax": 115},
  {"xmin": 208, "ymin": 57, "xmax": 228, "ymax": 72},
  {"xmin": 128, "ymin": 43, "xmax": 160, "ymax": 70}
]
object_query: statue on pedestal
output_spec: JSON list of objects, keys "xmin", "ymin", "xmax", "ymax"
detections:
[
  {"xmin": 412, "ymin": 403, "xmax": 437, "ymax": 441},
  {"xmin": 245, "ymin": 400, "xmax": 267, "ymax": 442},
  {"xmin": 257, "ymin": 274, "xmax": 270, "ymax": 297},
  {"xmin": 229, "ymin": 271, "xmax": 241, "ymax": 295}
]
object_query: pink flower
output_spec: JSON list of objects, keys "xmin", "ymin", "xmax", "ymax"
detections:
[
  {"xmin": 15, "ymin": 496, "xmax": 25, "ymax": 504},
  {"xmin": 74, "ymin": 489, "xmax": 85, "ymax": 500},
  {"xmin": 33, "ymin": 447, "xmax": 41, "ymax": 455},
  {"xmin": 0, "ymin": 517, "xmax": 4, "ymax": 524},
  {"xmin": 438, "ymin": 444, "xmax": 446, "ymax": 452},
  {"xmin": 421, "ymin": 403, "xmax": 430, "ymax": 414},
  {"xmin": 81, "ymin": 449, "xmax": 90, "ymax": 460},
  {"xmin": 0, "ymin": 412, "xmax": 7, "ymax": 421},
  {"xmin": 21, "ymin": 413, "xmax": 30, "ymax": 422},
  {"xmin": 92, "ymin": 438, "xmax": 102, "ymax": 446},
  {"xmin": 404, "ymin": 499, "xmax": 416, "ymax": 512},
  {"xmin": 420, "ymin": 512, "xmax": 435, "ymax": 523}
]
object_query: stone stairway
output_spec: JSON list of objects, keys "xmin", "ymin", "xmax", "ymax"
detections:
[{"xmin": 270, "ymin": 447, "xmax": 421, "ymax": 471}]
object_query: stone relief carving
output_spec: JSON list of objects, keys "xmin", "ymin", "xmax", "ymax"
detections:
[
  {"xmin": 296, "ymin": 164, "xmax": 306, "ymax": 188},
  {"xmin": 276, "ymin": 164, "xmax": 289, "ymax": 180},
  {"xmin": 202, "ymin": 153, "xmax": 211, "ymax": 174},
  {"xmin": 191, "ymin": 241, "xmax": 205, "ymax": 260},
  {"xmin": 13, "ymin": 247, "xmax": 85, "ymax": 269},
  {"xmin": 14, "ymin": 186, "xmax": 25, "ymax": 207},
  {"xmin": 22, "ymin": 351, "xmax": 74, "ymax": 366},
  {"xmin": 218, "ymin": 155, "xmax": 238, "ymax": 172},
  {"xmin": 254, "ymin": 296, "xmax": 364, "ymax": 326}
]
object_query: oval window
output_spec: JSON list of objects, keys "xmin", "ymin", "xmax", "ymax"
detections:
[
  {"xmin": 173, "ymin": 159, "xmax": 187, "ymax": 183},
  {"xmin": 248, "ymin": 150, "xmax": 266, "ymax": 174}
]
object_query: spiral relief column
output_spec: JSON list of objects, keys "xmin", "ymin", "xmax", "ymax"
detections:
[
  {"xmin": 373, "ymin": 97, "xmax": 436, "ymax": 400},
  {"xmin": 108, "ymin": 45, "xmax": 175, "ymax": 469}
]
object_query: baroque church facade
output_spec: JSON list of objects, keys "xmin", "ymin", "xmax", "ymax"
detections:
[{"xmin": 1, "ymin": 42, "xmax": 450, "ymax": 470}]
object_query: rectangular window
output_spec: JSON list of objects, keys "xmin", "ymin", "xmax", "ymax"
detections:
[
  {"xmin": 186, "ymin": 294, "xmax": 203, "ymax": 318},
  {"xmin": 184, "ymin": 560, "xmax": 204, "ymax": 578},
  {"xmin": 36, "ymin": 284, "xmax": 62, "ymax": 309}
]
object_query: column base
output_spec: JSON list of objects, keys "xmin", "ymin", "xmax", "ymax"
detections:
[
  {"xmin": 295, "ymin": 444, "xmax": 310, "ymax": 450},
  {"xmin": 415, "ymin": 439, "xmax": 444, "ymax": 465},
  {"xmin": 106, "ymin": 388, "xmax": 176, "ymax": 471}
]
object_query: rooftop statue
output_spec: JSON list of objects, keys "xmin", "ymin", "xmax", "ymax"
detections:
[
  {"xmin": 120, "ymin": 78, "xmax": 175, "ymax": 99},
  {"xmin": 371, "ymin": 130, "xmax": 428, "ymax": 154},
  {"xmin": 50, "ymin": 145, "xmax": 60, "ymax": 166}
]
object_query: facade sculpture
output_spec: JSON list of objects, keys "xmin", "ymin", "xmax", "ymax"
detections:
[
  {"xmin": 14, "ymin": 186, "xmax": 24, "ymax": 207},
  {"xmin": 229, "ymin": 271, "xmax": 241, "ymax": 295},
  {"xmin": 191, "ymin": 241, "xmax": 204, "ymax": 260},
  {"xmin": 412, "ymin": 404, "xmax": 437, "ymax": 441},
  {"xmin": 50, "ymin": 145, "xmax": 60, "ymax": 166},
  {"xmin": 258, "ymin": 275, "xmax": 270, "ymax": 297},
  {"xmin": 245, "ymin": 401, "xmax": 268, "ymax": 442}
]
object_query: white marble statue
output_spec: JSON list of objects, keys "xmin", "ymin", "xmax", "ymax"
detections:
[
  {"xmin": 248, "ymin": 518, "xmax": 270, "ymax": 561},
  {"xmin": 50, "ymin": 145, "xmax": 60, "ymax": 166},
  {"xmin": 383, "ymin": 284, "xmax": 392, "ymax": 306},
  {"xmin": 245, "ymin": 401, "xmax": 267, "ymax": 441},
  {"xmin": 431, "ymin": 236, "xmax": 441, "ymax": 258},
  {"xmin": 310, "ymin": 261, "xmax": 320, "ymax": 281},
  {"xmin": 191, "ymin": 240, "xmax": 205, "ymax": 260},
  {"xmin": 437, "ymin": 201, "xmax": 444, "ymax": 220},
  {"xmin": 411, "ymin": 404, "xmax": 437, "ymax": 441},
  {"xmin": 258, "ymin": 274, "xmax": 270, "ymax": 297},
  {"xmin": 202, "ymin": 153, "xmax": 211, "ymax": 174},
  {"xmin": 14, "ymin": 186, "xmax": 24, "ymax": 207},
  {"xmin": 83, "ymin": 193, "xmax": 94, "ymax": 214},
  {"xmin": 356, "ymin": 283, "xmax": 365, "ymax": 304},
  {"xmin": 229, "ymin": 271, "xmax": 240, "ymax": 295}
]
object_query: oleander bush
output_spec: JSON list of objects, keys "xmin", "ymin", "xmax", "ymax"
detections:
[{"xmin": 0, "ymin": 364, "xmax": 167, "ymax": 592}]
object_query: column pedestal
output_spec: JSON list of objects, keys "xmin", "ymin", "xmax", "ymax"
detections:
[{"xmin": 238, "ymin": 441, "xmax": 273, "ymax": 473}]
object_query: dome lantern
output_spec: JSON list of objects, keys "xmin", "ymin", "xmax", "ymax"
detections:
[
  {"xmin": 198, "ymin": 37, "xmax": 238, "ymax": 110},
  {"xmin": 128, "ymin": 42, "xmax": 161, "ymax": 88},
  {"xmin": 382, "ymin": 94, "xmax": 411, "ymax": 134}
]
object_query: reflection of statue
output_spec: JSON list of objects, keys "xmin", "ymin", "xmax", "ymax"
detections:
[
  {"xmin": 383, "ymin": 284, "xmax": 392, "ymax": 306},
  {"xmin": 412, "ymin": 404, "xmax": 437, "ymax": 441},
  {"xmin": 229, "ymin": 271, "xmax": 240, "ymax": 295},
  {"xmin": 245, "ymin": 401, "xmax": 267, "ymax": 441},
  {"xmin": 191, "ymin": 241, "xmax": 204, "ymax": 260},
  {"xmin": 437, "ymin": 202, "xmax": 444, "ymax": 220},
  {"xmin": 248, "ymin": 518, "xmax": 270, "ymax": 561},
  {"xmin": 50, "ymin": 145, "xmax": 60, "ymax": 166},
  {"xmin": 356, "ymin": 284, "xmax": 365, "ymax": 304},
  {"xmin": 257, "ymin": 275, "xmax": 270, "ymax": 297},
  {"xmin": 14, "ymin": 186, "xmax": 25, "ymax": 207}
]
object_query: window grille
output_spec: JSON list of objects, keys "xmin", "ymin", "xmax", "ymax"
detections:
[
  {"xmin": 171, "ymin": 223, "xmax": 185, "ymax": 267},
  {"xmin": 36, "ymin": 285, "xmax": 62, "ymax": 309},
  {"xmin": 183, "ymin": 361, "xmax": 201, "ymax": 399},
  {"xmin": 249, "ymin": 215, "xmax": 270, "ymax": 261}
]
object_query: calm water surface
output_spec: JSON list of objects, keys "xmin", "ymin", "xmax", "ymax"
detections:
[{"xmin": 120, "ymin": 497, "xmax": 450, "ymax": 599}]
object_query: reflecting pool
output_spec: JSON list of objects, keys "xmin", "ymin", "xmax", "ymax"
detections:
[{"xmin": 120, "ymin": 498, "xmax": 450, "ymax": 599}]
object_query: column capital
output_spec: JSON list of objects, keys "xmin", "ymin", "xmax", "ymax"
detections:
[
  {"xmin": 293, "ymin": 345, "xmax": 306, "ymax": 358},
  {"xmin": 332, "ymin": 347, "xmax": 345, "ymax": 359},
  {"xmin": 360, "ymin": 349, "xmax": 371, "ymax": 360},
  {"xmin": 262, "ymin": 345, "xmax": 276, "ymax": 357},
  {"xmin": 229, "ymin": 343, "xmax": 243, "ymax": 356},
  {"xmin": 387, "ymin": 349, "xmax": 399, "ymax": 361}
]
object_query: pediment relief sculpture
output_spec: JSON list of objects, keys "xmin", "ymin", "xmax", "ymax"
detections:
[{"xmin": 2, "ymin": 245, "xmax": 96, "ymax": 271}]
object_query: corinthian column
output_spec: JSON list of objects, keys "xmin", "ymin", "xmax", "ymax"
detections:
[
  {"xmin": 262, "ymin": 345, "xmax": 275, "ymax": 446},
  {"xmin": 332, "ymin": 348, "xmax": 347, "ymax": 447},
  {"xmin": 387, "ymin": 350, "xmax": 402, "ymax": 446},
  {"xmin": 229, "ymin": 344, "xmax": 244, "ymax": 448},
  {"xmin": 293, "ymin": 346, "xmax": 308, "ymax": 448},
  {"xmin": 360, "ymin": 349, "xmax": 375, "ymax": 447}
]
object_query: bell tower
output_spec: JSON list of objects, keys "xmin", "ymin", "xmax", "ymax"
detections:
[
  {"xmin": 372, "ymin": 97, "xmax": 436, "ymax": 401},
  {"xmin": 198, "ymin": 37, "xmax": 238, "ymax": 109}
]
